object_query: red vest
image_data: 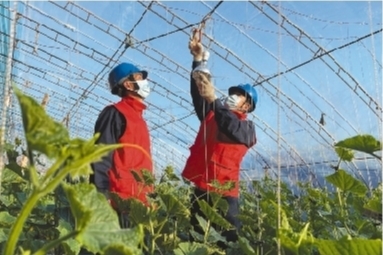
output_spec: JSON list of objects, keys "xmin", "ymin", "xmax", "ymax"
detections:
[
  {"xmin": 182, "ymin": 111, "xmax": 249, "ymax": 197},
  {"xmin": 109, "ymin": 96, "xmax": 153, "ymax": 204}
]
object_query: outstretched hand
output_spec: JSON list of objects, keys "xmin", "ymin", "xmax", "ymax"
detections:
[{"xmin": 189, "ymin": 29, "xmax": 204, "ymax": 61}]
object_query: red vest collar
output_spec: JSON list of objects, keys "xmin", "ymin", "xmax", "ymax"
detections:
[
  {"xmin": 232, "ymin": 110, "xmax": 247, "ymax": 120},
  {"xmin": 121, "ymin": 96, "xmax": 147, "ymax": 112}
]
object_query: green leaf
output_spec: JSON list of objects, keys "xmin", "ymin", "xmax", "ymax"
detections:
[
  {"xmin": 160, "ymin": 193, "xmax": 189, "ymax": 218},
  {"xmin": 164, "ymin": 166, "xmax": 180, "ymax": 182},
  {"xmin": 20, "ymin": 249, "xmax": 31, "ymax": 255},
  {"xmin": 325, "ymin": 169, "xmax": 367, "ymax": 195},
  {"xmin": 209, "ymin": 193, "xmax": 229, "ymax": 215},
  {"xmin": 335, "ymin": 147, "xmax": 354, "ymax": 162},
  {"xmin": 335, "ymin": 135, "xmax": 382, "ymax": 154},
  {"xmin": 190, "ymin": 214, "xmax": 226, "ymax": 244},
  {"xmin": 62, "ymin": 183, "xmax": 144, "ymax": 254},
  {"xmin": 0, "ymin": 211, "xmax": 17, "ymax": 227},
  {"xmin": 22, "ymin": 240, "xmax": 46, "ymax": 253},
  {"xmin": 269, "ymin": 201, "xmax": 290, "ymax": 230},
  {"xmin": 354, "ymin": 219, "xmax": 380, "ymax": 238},
  {"xmin": 126, "ymin": 198, "xmax": 151, "ymax": 225},
  {"xmin": 238, "ymin": 236, "xmax": 256, "ymax": 255},
  {"xmin": 141, "ymin": 169, "xmax": 155, "ymax": 185},
  {"xmin": 2, "ymin": 166, "xmax": 27, "ymax": 184},
  {"xmin": 0, "ymin": 228, "xmax": 9, "ymax": 243},
  {"xmin": 103, "ymin": 243, "xmax": 142, "ymax": 255},
  {"xmin": 60, "ymin": 242, "xmax": 81, "ymax": 255},
  {"xmin": 316, "ymin": 238, "xmax": 382, "ymax": 255},
  {"xmin": 60, "ymin": 136, "xmax": 121, "ymax": 179},
  {"xmin": 279, "ymin": 229, "xmax": 299, "ymax": 254},
  {"xmin": 279, "ymin": 223, "xmax": 314, "ymax": 255},
  {"xmin": 56, "ymin": 219, "xmax": 81, "ymax": 255},
  {"xmin": 364, "ymin": 197, "xmax": 382, "ymax": 214},
  {"xmin": 14, "ymin": 86, "xmax": 70, "ymax": 158},
  {"xmin": 210, "ymin": 180, "xmax": 236, "ymax": 191},
  {"xmin": 131, "ymin": 170, "xmax": 143, "ymax": 183},
  {"xmin": 173, "ymin": 242, "xmax": 209, "ymax": 255},
  {"xmin": 198, "ymin": 199, "xmax": 232, "ymax": 230}
]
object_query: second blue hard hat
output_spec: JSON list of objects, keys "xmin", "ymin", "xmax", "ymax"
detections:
[{"xmin": 228, "ymin": 83, "xmax": 258, "ymax": 112}]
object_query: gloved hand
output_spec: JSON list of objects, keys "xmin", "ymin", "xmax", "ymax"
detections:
[
  {"xmin": 194, "ymin": 71, "xmax": 217, "ymax": 103},
  {"xmin": 189, "ymin": 29, "xmax": 204, "ymax": 61}
]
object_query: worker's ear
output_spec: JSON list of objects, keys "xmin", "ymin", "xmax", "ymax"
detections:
[{"xmin": 122, "ymin": 80, "xmax": 135, "ymax": 91}]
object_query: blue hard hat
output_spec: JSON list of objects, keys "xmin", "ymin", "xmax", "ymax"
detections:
[
  {"xmin": 228, "ymin": 83, "xmax": 258, "ymax": 112},
  {"xmin": 108, "ymin": 63, "xmax": 148, "ymax": 95}
]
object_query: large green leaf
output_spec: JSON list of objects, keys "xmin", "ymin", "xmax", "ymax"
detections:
[
  {"xmin": 190, "ymin": 215, "xmax": 226, "ymax": 244},
  {"xmin": 126, "ymin": 198, "xmax": 151, "ymax": 225},
  {"xmin": 335, "ymin": 147, "xmax": 354, "ymax": 162},
  {"xmin": 2, "ymin": 166, "xmax": 27, "ymax": 183},
  {"xmin": 354, "ymin": 219, "xmax": 381, "ymax": 239},
  {"xmin": 325, "ymin": 169, "xmax": 367, "ymax": 195},
  {"xmin": 14, "ymin": 86, "xmax": 70, "ymax": 158},
  {"xmin": 316, "ymin": 238, "xmax": 382, "ymax": 255},
  {"xmin": 209, "ymin": 193, "xmax": 229, "ymax": 215},
  {"xmin": 56, "ymin": 219, "xmax": 81, "ymax": 255},
  {"xmin": 160, "ymin": 193, "xmax": 189, "ymax": 218},
  {"xmin": 62, "ymin": 183, "xmax": 144, "ymax": 254},
  {"xmin": 173, "ymin": 242, "xmax": 209, "ymax": 255},
  {"xmin": 335, "ymin": 135, "xmax": 382, "ymax": 154},
  {"xmin": 198, "ymin": 199, "xmax": 232, "ymax": 230},
  {"xmin": 364, "ymin": 197, "xmax": 382, "ymax": 214},
  {"xmin": 59, "ymin": 136, "xmax": 121, "ymax": 179}
]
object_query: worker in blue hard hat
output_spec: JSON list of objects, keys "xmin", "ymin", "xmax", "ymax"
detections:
[
  {"xmin": 182, "ymin": 30, "xmax": 258, "ymax": 249},
  {"xmin": 90, "ymin": 62, "xmax": 153, "ymax": 228}
]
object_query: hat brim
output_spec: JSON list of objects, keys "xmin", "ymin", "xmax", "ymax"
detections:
[
  {"xmin": 140, "ymin": 70, "xmax": 148, "ymax": 79},
  {"xmin": 229, "ymin": 86, "xmax": 246, "ymax": 96}
]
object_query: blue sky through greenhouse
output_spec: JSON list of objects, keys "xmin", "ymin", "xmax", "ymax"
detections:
[{"xmin": 3, "ymin": 1, "xmax": 382, "ymax": 188}]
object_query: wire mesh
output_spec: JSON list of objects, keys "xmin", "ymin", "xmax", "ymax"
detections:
[{"xmin": 0, "ymin": 1, "xmax": 381, "ymax": 189}]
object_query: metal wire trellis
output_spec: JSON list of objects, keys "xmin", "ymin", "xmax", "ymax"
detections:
[{"xmin": 0, "ymin": 1, "xmax": 381, "ymax": 189}]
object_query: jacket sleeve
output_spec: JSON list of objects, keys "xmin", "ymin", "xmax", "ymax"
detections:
[
  {"xmin": 89, "ymin": 105, "xmax": 125, "ymax": 191},
  {"xmin": 191, "ymin": 60, "xmax": 212, "ymax": 122},
  {"xmin": 211, "ymin": 99, "xmax": 256, "ymax": 148}
]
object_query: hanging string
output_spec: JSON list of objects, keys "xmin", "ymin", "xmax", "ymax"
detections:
[{"xmin": 276, "ymin": 1, "xmax": 282, "ymax": 255}]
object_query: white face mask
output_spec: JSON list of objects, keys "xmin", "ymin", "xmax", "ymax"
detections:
[
  {"xmin": 224, "ymin": 94, "xmax": 240, "ymax": 110},
  {"xmin": 135, "ymin": 79, "xmax": 150, "ymax": 99}
]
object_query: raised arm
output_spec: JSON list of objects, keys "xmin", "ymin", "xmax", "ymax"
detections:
[
  {"xmin": 188, "ymin": 31, "xmax": 213, "ymax": 122},
  {"xmin": 190, "ymin": 61, "xmax": 212, "ymax": 121}
]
